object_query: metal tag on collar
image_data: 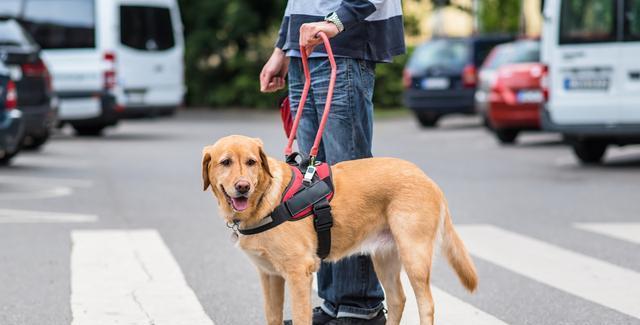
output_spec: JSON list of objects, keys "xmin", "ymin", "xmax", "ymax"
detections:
[{"xmin": 303, "ymin": 165, "xmax": 317, "ymax": 186}]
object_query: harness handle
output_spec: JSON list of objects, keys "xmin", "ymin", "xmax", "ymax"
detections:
[{"xmin": 284, "ymin": 32, "xmax": 337, "ymax": 165}]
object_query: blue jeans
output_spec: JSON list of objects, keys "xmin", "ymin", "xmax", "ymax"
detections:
[{"xmin": 288, "ymin": 57, "xmax": 385, "ymax": 319}]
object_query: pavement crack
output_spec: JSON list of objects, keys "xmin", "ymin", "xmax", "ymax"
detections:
[{"xmin": 131, "ymin": 290, "xmax": 155, "ymax": 325}]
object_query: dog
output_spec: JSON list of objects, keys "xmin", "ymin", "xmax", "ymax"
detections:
[{"xmin": 202, "ymin": 135, "xmax": 478, "ymax": 325}]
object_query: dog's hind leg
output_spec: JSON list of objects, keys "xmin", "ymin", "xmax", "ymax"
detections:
[
  {"xmin": 387, "ymin": 204, "xmax": 439, "ymax": 325},
  {"xmin": 371, "ymin": 248, "xmax": 405, "ymax": 325},
  {"xmin": 259, "ymin": 272, "xmax": 285, "ymax": 325}
]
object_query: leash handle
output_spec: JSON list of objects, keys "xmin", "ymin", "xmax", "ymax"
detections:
[{"xmin": 284, "ymin": 32, "xmax": 337, "ymax": 162}]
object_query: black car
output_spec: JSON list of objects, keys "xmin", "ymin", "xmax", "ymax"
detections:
[
  {"xmin": 0, "ymin": 60, "xmax": 24, "ymax": 165},
  {"xmin": 403, "ymin": 35, "xmax": 514, "ymax": 127},
  {"xmin": 0, "ymin": 18, "xmax": 56, "ymax": 149}
]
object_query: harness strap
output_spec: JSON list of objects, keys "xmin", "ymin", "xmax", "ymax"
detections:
[
  {"xmin": 313, "ymin": 198, "xmax": 333, "ymax": 259},
  {"xmin": 237, "ymin": 179, "xmax": 333, "ymax": 236}
]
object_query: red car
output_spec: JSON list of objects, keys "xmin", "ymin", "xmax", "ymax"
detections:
[{"xmin": 488, "ymin": 62, "xmax": 547, "ymax": 143}]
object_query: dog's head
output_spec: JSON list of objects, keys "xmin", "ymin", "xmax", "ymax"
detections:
[{"xmin": 202, "ymin": 135, "xmax": 273, "ymax": 221}]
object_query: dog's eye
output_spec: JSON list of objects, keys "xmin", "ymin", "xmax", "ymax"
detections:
[
  {"xmin": 220, "ymin": 158, "xmax": 232, "ymax": 166},
  {"xmin": 246, "ymin": 159, "xmax": 257, "ymax": 166}
]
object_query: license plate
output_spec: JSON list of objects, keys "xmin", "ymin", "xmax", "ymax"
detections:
[
  {"xmin": 517, "ymin": 90, "xmax": 544, "ymax": 103},
  {"xmin": 421, "ymin": 78, "xmax": 450, "ymax": 90},
  {"xmin": 126, "ymin": 92, "xmax": 145, "ymax": 104}
]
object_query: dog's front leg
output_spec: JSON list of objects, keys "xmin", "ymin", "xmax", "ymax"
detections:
[
  {"xmin": 285, "ymin": 268, "xmax": 314, "ymax": 324},
  {"xmin": 259, "ymin": 271, "xmax": 285, "ymax": 325}
]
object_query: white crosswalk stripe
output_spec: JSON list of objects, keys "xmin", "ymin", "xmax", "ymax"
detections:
[
  {"xmin": 70, "ymin": 229, "xmax": 215, "ymax": 325},
  {"xmin": 574, "ymin": 222, "xmax": 640, "ymax": 245},
  {"xmin": 400, "ymin": 273, "xmax": 508, "ymax": 325},
  {"xmin": 456, "ymin": 224, "xmax": 640, "ymax": 319},
  {"xmin": 0, "ymin": 209, "xmax": 97, "ymax": 223}
]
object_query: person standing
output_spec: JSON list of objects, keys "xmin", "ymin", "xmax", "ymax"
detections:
[{"xmin": 260, "ymin": 1, "xmax": 405, "ymax": 324}]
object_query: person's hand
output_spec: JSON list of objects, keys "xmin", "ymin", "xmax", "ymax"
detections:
[
  {"xmin": 299, "ymin": 21, "xmax": 339, "ymax": 56},
  {"xmin": 260, "ymin": 48, "xmax": 289, "ymax": 93}
]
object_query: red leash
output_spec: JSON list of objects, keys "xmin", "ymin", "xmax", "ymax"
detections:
[{"xmin": 284, "ymin": 32, "xmax": 337, "ymax": 167}]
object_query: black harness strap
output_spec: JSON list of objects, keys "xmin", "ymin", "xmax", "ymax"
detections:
[{"xmin": 313, "ymin": 198, "xmax": 333, "ymax": 259}]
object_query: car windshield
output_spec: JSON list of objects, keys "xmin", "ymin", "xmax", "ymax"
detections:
[
  {"xmin": 407, "ymin": 39, "xmax": 469, "ymax": 72},
  {"xmin": 483, "ymin": 41, "xmax": 540, "ymax": 70}
]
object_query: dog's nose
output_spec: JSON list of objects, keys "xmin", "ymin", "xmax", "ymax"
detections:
[{"xmin": 235, "ymin": 181, "xmax": 251, "ymax": 194}]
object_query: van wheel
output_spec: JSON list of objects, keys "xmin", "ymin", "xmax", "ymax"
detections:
[
  {"xmin": 572, "ymin": 140, "xmax": 607, "ymax": 164},
  {"xmin": 72, "ymin": 124, "xmax": 106, "ymax": 136},
  {"xmin": 495, "ymin": 129, "xmax": 519, "ymax": 144},
  {"xmin": 416, "ymin": 113, "xmax": 439, "ymax": 128}
]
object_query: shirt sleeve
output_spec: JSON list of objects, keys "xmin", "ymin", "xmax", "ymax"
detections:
[
  {"xmin": 335, "ymin": 0, "xmax": 380, "ymax": 31},
  {"xmin": 275, "ymin": 16, "xmax": 290, "ymax": 49}
]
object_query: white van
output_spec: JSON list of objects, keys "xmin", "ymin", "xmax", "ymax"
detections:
[
  {"xmin": 1, "ymin": 0, "xmax": 185, "ymax": 135},
  {"xmin": 541, "ymin": 0, "xmax": 640, "ymax": 163}
]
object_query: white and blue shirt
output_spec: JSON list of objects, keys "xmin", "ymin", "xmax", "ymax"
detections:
[{"xmin": 276, "ymin": 0, "xmax": 406, "ymax": 62}]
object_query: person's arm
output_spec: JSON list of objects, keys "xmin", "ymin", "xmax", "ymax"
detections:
[
  {"xmin": 260, "ymin": 8, "xmax": 291, "ymax": 93},
  {"xmin": 299, "ymin": 0, "xmax": 382, "ymax": 54}
]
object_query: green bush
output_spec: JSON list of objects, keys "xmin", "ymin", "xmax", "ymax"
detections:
[{"xmin": 179, "ymin": 0, "xmax": 411, "ymax": 109}]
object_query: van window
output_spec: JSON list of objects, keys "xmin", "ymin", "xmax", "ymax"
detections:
[
  {"xmin": 624, "ymin": 0, "xmax": 640, "ymax": 41},
  {"xmin": 0, "ymin": 20, "xmax": 36, "ymax": 47},
  {"xmin": 120, "ymin": 6, "xmax": 175, "ymax": 51},
  {"xmin": 407, "ymin": 39, "xmax": 469, "ymax": 72},
  {"xmin": 559, "ymin": 0, "xmax": 617, "ymax": 44},
  {"xmin": 19, "ymin": 0, "xmax": 96, "ymax": 49}
]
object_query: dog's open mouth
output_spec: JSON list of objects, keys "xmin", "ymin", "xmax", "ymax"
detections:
[{"xmin": 221, "ymin": 186, "xmax": 249, "ymax": 212}]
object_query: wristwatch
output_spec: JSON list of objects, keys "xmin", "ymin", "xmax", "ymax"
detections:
[{"xmin": 324, "ymin": 12, "xmax": 344, "ymax": 33}]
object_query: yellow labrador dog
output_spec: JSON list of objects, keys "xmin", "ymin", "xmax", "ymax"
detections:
[{"xmin": 202, "ymin": 135, "xmax": 478, "ymax": 325}]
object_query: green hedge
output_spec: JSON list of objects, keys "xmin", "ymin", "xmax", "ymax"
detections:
[{"xmin": 179, "ymin": 0, "xmax": 410, "ymax": 109}]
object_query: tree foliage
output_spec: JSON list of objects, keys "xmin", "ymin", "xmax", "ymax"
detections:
[
  {"xmin": 478, "ymin": 0, "xmax": 521, "ymax": 34},
  {"xmin": 178, "ymin": 0, "xmax": 285, "ymax": 107}
]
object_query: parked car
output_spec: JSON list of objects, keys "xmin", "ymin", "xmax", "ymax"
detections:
[
  {"xmin": 0, "ymin": 60, "xmax": 24, "ymax": 165},
  {"xmin": 542, "ymin": 0, "xmax": 640, "ymax": 163},
  {"xmin": 0, "ymin": 17, "xmax": 56, "ymax": 149},
  {"xmin": 1, "ymin": 0, "xmax": 185, "ymax": 136},
  {"xmin": 403, "ymin": 35, "xmax": 514, "ymax": 127},
  {"xmin": 477, "ymin": 39, "xmax": 545, "ymax": 144}
]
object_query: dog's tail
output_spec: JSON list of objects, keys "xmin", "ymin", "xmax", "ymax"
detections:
[{"xmin": 440, "ymin": 199, "xmax": 478, "ymax": 292}]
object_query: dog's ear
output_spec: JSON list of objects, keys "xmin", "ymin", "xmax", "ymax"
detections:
[
  {"xmin": 202, "ymin": 150, "xmax": 212, "ymax": 191},
  {"xmin": 254, "ymin": 138, "xmax": 273, "ymax": 178}
]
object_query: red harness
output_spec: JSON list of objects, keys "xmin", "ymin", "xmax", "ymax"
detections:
[{"xmin": 283, "ymin": 163, "xmax": 333, "ymax": 220}]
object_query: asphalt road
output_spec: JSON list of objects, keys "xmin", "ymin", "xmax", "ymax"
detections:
[{"xmin": 0, "ymin": 110, "xmax": 639, "ymax": 325}]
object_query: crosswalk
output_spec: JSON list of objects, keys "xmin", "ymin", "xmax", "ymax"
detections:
[{"xmin": 68, "ymin": 223, "xmax": 640, "ymax": 325}]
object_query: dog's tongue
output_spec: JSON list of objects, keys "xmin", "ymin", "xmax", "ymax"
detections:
[{"xmin": 231, "ymin": 197, "xmax": 249, "ymax": 211}]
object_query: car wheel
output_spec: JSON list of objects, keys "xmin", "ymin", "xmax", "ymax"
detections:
[
  {"xmin": 72, "ymin": 124, "xmax": 106, "ymax": 136},
  {"xmin": 494, "ymin": 129, "xmax": 519, "ymax": 144},
  {"xmin": 572, "ymin": 139, "xmax": 607, "ymax": 164},
  {"xmin": 23, "ymin": 131, "xmax": 50, "ymax": 150},
  {"xmin": 415, "ymin": 113, "xmax": 439, "ymax": 128},
  {"xmin": 0, "ymin": 143, "xmax": 22, "ymax": 166}
]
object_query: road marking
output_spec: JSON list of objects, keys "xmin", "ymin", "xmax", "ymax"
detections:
[
  {"xmin": 71, "ymin": 229, "xmax": 215, "ymax": 325},
  {"xmin": 312, "ymin": 268, "xmax": 507, "ymax": 324},
  {"xmin": 400, "ymin": 273, "xmax": 508, "ymax": 325},
  {"xmin": 0, "ymin": 209, "xmax": 97, "ymax": 223},
  {"xmin": 457, "ymin": 225, "xmax": 640, "ymax": 319},
  {"xmin": 0, "ymin": 175, "xmax": 93, "ymax": 187},
  {"xmin": 0, "ymin": 186, "xmax": 72, "ymax": 200},
  {"xmin": 574, "ymin": 222, "xmax": 640, "ymax": 245}
]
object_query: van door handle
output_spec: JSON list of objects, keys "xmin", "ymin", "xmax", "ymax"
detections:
[
  {"xmin": 629, "ymin": 71, "xmax": 640, "ymax": 80},
  {"xmin": 563, "ymin": 51, "xmax": 585, "ymax": 60}
]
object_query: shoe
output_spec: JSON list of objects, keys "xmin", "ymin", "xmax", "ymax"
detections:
[
  {"xmin": 283, "ymin": 306, "xmax": 336, "ymax": 325},
  {"xmin": 325, "ymin": 310, "xmax": 386, "ymax": 325}
]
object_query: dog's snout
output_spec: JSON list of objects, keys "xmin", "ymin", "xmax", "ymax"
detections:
[{"xmin": 235, "ymin": 180, "xmax": 251, "ymax": 194}]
